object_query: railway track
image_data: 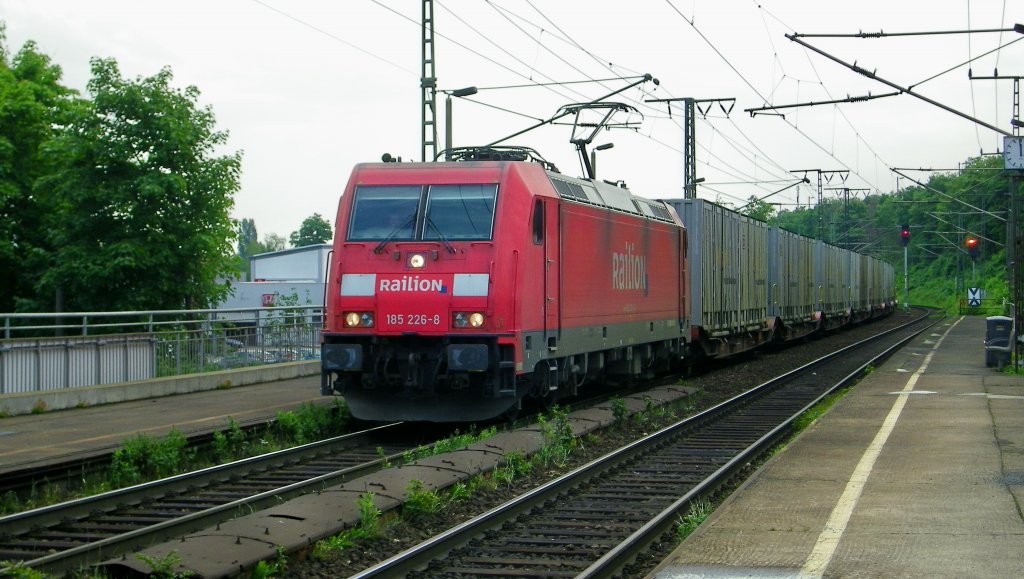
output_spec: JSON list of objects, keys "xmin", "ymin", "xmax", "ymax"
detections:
[
  {"xmin": 0, "ymin": 422, "xmax": 419, "ymax": 574},
  {"xmin": 0, "ymin": 417, "xmax": 283, "ymax": 499},
  {"xmin": 349, "ymin": 310, "xmax": 938, "ymax": 578},
  {"xmin": 0, "ymin": 311, "xmax": 926, "ymax": 577}
]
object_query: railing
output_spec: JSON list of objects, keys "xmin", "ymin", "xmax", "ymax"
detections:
[
  {"xmin": 0, "ymin": 307, "xmax": 323, "ymax": 395},
  {"xmin": 958, "ymin": 298, "xmax": 1010, "ymax": 316}
]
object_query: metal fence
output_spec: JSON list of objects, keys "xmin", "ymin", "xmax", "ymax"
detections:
[{"xmin": 0, "ymin": 306, "xmax": 323, "ymax": 395}]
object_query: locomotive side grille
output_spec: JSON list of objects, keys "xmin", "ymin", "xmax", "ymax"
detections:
[
  {"xmin": 552, "ymin": 177, "xmax": 675, "ymax": 225},
  {"xmin": 634, "ymin": 199, "xmax": 675, "ymax": 223},
  {"xmin": 552, "ymin": 178, "xmax": 592, "ymax": 203}
]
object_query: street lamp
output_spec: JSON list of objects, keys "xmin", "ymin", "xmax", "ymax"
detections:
[
  {"xmin": 590, "ymin": 143, "xmax": 614, "ymax": 179},
  {"xmin": 444, "ymin": 86, "xmax": 478, "ymax": 160}
]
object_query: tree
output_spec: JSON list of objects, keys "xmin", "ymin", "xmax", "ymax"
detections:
[
  {"xmin": 238, "ymin": 217, "xmax": 258, "ymax": 259},
  {"xmin": 262, "ymin": 233, "xmax": 287, "ymax": 252},
  {"xmin": 289, "ymin": 213, "xmax": 332, "ymax": 247},
  {"xmin": 740, "ymin": 196, "xmax": 776, "ymax": 222},
  {"xmin": 35, "ymin": 58, "xmax": 241, "ymax": 311},
  {"xmin": 0, "ymin": 26, "xmax": 77, "ymax": 311}
]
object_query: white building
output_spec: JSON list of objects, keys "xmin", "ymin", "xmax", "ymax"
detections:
[{"xmin": 218, "ymin": 244, "xmax": 330, "ymax": 314}]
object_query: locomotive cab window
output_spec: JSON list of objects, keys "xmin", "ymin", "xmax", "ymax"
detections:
[
  {"xmin": 348, "ymin": 186, "xmax": 421, "ymax": 241},
  {"xmin": 532, "ymin": 199, "xmax": 544, "ymax": 244},
  {"xmin": 423, "ymin": 184, "xmax": 498, "ymax": 241},
  {"xmin": 348, "ymin": 183, "xmax": 497, "ymax": 242}
]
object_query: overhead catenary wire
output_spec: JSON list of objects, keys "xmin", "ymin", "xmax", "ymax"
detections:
[
  {"xmin": 258, "ymin": 0, "xmax": 1010, "ymax": 213},
  {"xmin": 442, "ymin": 0, "xmax": 801, "ymax": 200},
  {"xmin": 481, "ymin": 0, "xmax": 806, "ymax": 199},
  {"xmin": 662, "ymin": 0, "xmax": 889, "ymax": 203}
]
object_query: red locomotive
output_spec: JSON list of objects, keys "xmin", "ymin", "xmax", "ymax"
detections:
[
  {"xmin": 320, "ymin": 144, "xmax": 895, "ymax": 423},
  {"xmin": 320, "ymin": 147, "xmax": 688, "ymax": 422}
]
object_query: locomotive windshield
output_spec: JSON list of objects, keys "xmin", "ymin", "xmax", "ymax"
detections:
[
  {"xmin": 348, "ymin": 184, "xmax": 497, "ymax": 241},
  {"xmin": 347, "ymin": 186, "xmax": 420, "ymax": 240}
]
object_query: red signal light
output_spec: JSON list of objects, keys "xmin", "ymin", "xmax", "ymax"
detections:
[
  {"xmin": 966, "ymin": 237, "xmax": 980, "ymax": 259},
  {"xmin": 900, "ymin": 224, "xmax": 910, "ymax": 247}
]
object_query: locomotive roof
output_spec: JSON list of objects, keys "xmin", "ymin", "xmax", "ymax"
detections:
[{"xmin": 352, "ymin": 155, "xmax": 679, "ymax": 226}]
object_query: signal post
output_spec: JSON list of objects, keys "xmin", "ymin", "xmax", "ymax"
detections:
[{"xmin": 901, "ymin": 224, "xmax": 910, "ymax": 311}]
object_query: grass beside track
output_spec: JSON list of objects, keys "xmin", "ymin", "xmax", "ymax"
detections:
[{"xmin": 0, "ymin": 400, "xmax": 352, "ymax": 516}]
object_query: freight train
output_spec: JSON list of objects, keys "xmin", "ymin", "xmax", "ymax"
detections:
[{"xmin": 320, "ymin": 146, "xmax": 895, "ymax": 422}]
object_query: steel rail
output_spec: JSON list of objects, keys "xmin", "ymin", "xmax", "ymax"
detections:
[
  {"xmin": 0, "ymin": 417, "xmax": 278, "ymax": 497},
  {"xmin": 350, "ymin": 309, "xmax": 937, "ymax": 577},
  {"xmin": 0, "ymin": 422, "xmax": 409, "ymax": 575},
  {"xmin": 580, "ymin": 310, "xmax": 943, "ymax": 577}
]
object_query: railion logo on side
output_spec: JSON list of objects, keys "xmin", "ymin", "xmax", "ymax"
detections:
[
  {"xmin": 378, "ymin": 276, "xmax": 448, "ymax": 293},
  {"xmin": 612, "ymin": 242, "xmax": 647, "ymax": 291}
]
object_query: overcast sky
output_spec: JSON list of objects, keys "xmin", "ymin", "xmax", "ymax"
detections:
[{"xmin": 2, "ymin": 0, "xmax": 1021, "ymax": 241}]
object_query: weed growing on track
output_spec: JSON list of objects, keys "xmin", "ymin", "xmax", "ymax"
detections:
[
  {"xmin": 312, "ymin": 492, "xmax": 384, "ymax": 558},
  {"xmin": 675, "ymin": 499, "xmax": 712, "ymax": 539},
  {"xmin": 403, "ymin": 480, "xmax": 444, "ymax": 522},
  {"xmin": 791, "ymin": 386, "xmax": 851, "ymax": 433},
  {"xmin": 1, "ymin": 400, "xmax": 352, "ymax": 516},
  {"xmin": 310, "ymin": 406, "xmax": 585, "ymax": 562},
  {"xmin": 211, "ymin": 417, "xmax": 247, "ymax": 461},
  {"xmin": 611, "ymin": 396, "xmax": 628, "ymax": 426},
  {"xmin": 537, "ymin": 405, "xmax": 576, "ymax": 466},
  {"xmin": 135, "ymin": 550, "xmax": 194, "ymax": 578},
  {"xmin": 0, "ymin": 561, "xmax": 47, "ymax": 579},
  {"xmin": 111, "ymin": 429, "xmax": 191, "ymax": 487},
  {"xmin": 251, "ymin": 548, "xmax": 288, "ymax": 579}
]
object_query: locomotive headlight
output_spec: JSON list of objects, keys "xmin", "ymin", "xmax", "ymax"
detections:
[
  {"xmin": 453, "ymin": 312, "xmax": 485, "ymax": 328},
  {"xmin": 408, "ymin": 253, "xmax": 426, "ymax": 268},
  {"xmin": 344, "ymin": 312, "xmax": 374, "ymax": 327}
]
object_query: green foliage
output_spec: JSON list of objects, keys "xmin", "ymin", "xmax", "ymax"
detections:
[
  {"xmin": 238, "ymin": 217, "xmax": 259, "ymax": 259},
  {"xmin": 376, "ymin": 446, "xmax": 391, "ymax": 468},
  {"xmin": 611, "ymin": 397, "xmax": 628, "ymax": 426},
  {"xmin": 466, "ymin": 472, "xmax": 497, "ymax": 493},
  {"xmin": 0, "ymin": 561, "xmax": 47, "ymax": 579},
  {"xmin": 537, "ymin": 405, "xmax": 577, "ymax": 467},
  {"xmin": 792, "ymin": 387, "xmax": 850, "ymax": 432},
  {"xmin": 773, "ymin": 156, "xmax": 1012, "ymax": 315},
  {"xmin": 269, "ymin": 401, "xmax": 351, "ymax": 446},
  {"xmin": 0, "ymin": 29, "xmax": 243, "ymax": 312},
  {"xmin": 289, "ymin": 212, "xmax": 332, "ymax": 247},
  {"xmin": 250, "ymin": 547, "xmax": 287, "ymax": 579},
  {"xmin": 34, "ymin": 57, "xmax": 242, "ymax": 311},
  {"xmin": 262, "ymin": 233, "xmax": 287, "ymax": 252},
  {"xmin": 110, "ymin": 430, "xmax": 191, "ymax": 487},
  {"xmin": 312, "ymin": 492, "xmax": 386, "ymax": 558},
  {"xmin": 212, "ymin": 417, "xmax": 248, "ymax": 461},
  {"xmin": 675, "ymin": 499, "xmax": 712, "ymax": 539},
  {"xmin": 398, "ymin": 426, "xmax": 498, "ymax": 465},
  {"xmin": 740, "ymin": 195, "xmax": 777, "ymax": 222},
  {"xmin": 494, "ymin": 450, "xmax": 533, "ymax": 487},
  {"xmin": 356, "ymin": 491, "xmax": 383, "ymax": 537},
  {"xmin": 403, "ymin": 479, "xmax": 443, "ymax": 522},
  {"xmin": 448, "ymin": 481, "xmax": 472, "ymax": 502},
  {"xmin": 0, "ymin": 26, "xmax": 78, "ymax": 312},
  {"xmin": 136, "ymin": 550, "xmax": 195, "ymax": 578}
]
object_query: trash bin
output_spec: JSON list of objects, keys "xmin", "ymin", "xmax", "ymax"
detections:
[{"xmin": 985, "ymin": 315, "xmax": 1013, "ymax": 369}]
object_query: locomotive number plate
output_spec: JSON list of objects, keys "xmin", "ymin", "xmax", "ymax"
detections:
[{"xmin": 385, "ymin": 313, "xmax": 442, "ymax": 327}]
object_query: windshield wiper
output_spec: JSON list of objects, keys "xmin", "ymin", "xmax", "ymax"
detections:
[
  {"xmin": 373, "ymin": 214, "xmax": 416, "ymax": 254},
  {"xmin": 426, "ymin": 217, "xmax": 457, "ymax": 254}
]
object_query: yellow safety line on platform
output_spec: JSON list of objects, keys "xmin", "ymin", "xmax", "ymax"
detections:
[{"xmin": 800, "ymin": 316, "xmax": 963, "ymax": 578}]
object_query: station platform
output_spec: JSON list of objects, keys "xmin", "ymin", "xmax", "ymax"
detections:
[
  {"xmin": 0, "ymin": 375, "xmax": 327, "ymax": 476},
  {"xmin": 648, "ymin": 315, "xmax": 1024, "ymax": 578}
]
